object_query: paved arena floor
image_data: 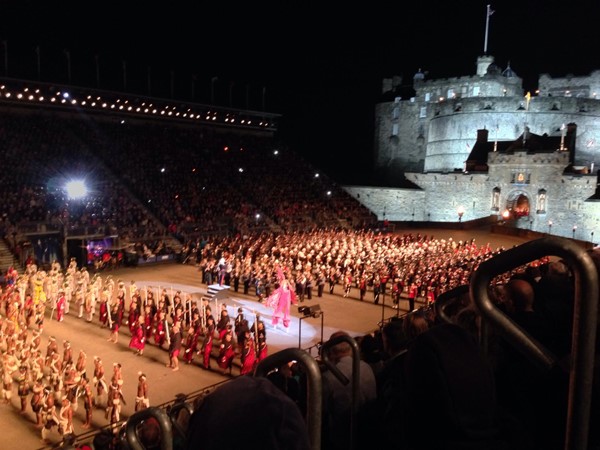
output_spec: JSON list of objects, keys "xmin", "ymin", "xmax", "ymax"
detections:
[{"xmin": 3, "ymin": 227, "xmax": 534, "ymax": 449}]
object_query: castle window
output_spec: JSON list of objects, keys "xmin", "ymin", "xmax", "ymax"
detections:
[
  {"xmin": 536, "ymin": 189, "xmax": 547, "ymax": 214},
  {"xmin": 420, "ymin": 106, "xmax": 427, "ymax": 118},
  {"xmin": 511, "ymin": 171, "xmax": 531, "ymax": 185},
  {"xmin": 425, "ymin": 92, "xmax": 431, "ymax": 102},
  {"xmin": 491, "ymin": 187, "xmax": 500, "ymax": 211},
  {"xmin": 447, "ymin": 88, "xmax": 455, "ymax": 99},
  {"xmin": 392, "ymin": 107, "xmax": 400, "ymax": 119},
  {"xmin": 392, "ymin": 123, "xmax": 399, "ymax": 136}
]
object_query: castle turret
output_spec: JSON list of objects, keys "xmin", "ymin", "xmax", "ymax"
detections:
[{"xmin": 476, "ymin": 55, "xmax": 495, "ymax": 77}]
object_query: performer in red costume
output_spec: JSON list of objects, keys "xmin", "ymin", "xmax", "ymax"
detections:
[
  {"xmin": 201, "ymin": 317, "xmax": 216, "ymax": 370},
  {"xmin": 217, "ymin": 331, "xmax": 235, "ymax": 375},
  {"xmin": 129, "ymin": 316, "xmax": 146, "ymax": 356},
  {"xmin": 239, "ymin": 330, "xmax": 256, "ymax": 376},
  {"xmin": 56, "ymin": 290, "xmax": 66, "ymax": 322},
  {"xmin": 154, "ymin": 310, "xmax": 167, "ymax": 348},
  {"xmin": 183, "ymin": 324, "xmax": 200, "ymax": 365}
]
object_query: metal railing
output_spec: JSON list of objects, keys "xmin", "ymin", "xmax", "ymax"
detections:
[{"xmin": 471, "ymin": 236, "xmax": 598, "ymax": 450}]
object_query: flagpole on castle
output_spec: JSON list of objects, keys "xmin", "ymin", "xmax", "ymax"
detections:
[{"xmin": 484, "ymin": 5, "xmax": 494, "ymax": 54}]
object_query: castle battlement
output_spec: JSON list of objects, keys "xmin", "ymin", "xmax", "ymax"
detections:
[{"xmin": 366, "ymin": 54, "xmax": 600, "ymax": 239}]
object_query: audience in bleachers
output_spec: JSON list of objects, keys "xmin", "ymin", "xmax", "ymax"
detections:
[{"xmin": 0, "ymin": 103, "xmax": 376, "ymax": 266}]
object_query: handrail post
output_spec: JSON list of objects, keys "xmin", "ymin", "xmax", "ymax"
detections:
[{"xmin": 471, "ymin": 236, "xmax": 598, "ymax": 450}]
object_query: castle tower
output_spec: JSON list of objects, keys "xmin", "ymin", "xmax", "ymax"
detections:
[{"xmin": 476, "ymin": 55, "xmax": 495, "ymax": 77}]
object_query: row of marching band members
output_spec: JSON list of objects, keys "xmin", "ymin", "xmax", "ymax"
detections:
[
  {"xmin": 0, "ymin": 306, "xmax": 150, "ymax": 445},
  {"xmin": 0, "ymin": 260, "xmax": 271, "ymax": 447},
  {"xmin": 126, "ymin": 295, "xmax": 270, "ymax": 376},
  {"xmin": 6, "ymin": 255, "xmax": 273, "ymax": 365},
  {"xmin": 0, "ymin": 259, "xmax": 273, "ymax": 440},
  {"xmin": 8, "ymin": 256, "xmax": 273, "ymax": 376}
]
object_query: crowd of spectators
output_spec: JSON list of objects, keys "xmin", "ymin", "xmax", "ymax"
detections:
[{"xmin": 0, "ymin": 105, "xmax": 376, "ymax": 268}]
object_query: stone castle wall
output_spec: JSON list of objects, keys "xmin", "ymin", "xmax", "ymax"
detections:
[
  {"xmin": 376, "ymin": 95, "xmax": 600, "ymax": 173},
  {"xmin": 360, "ymin": 64, "xmax": 600, "ymax": 242}
]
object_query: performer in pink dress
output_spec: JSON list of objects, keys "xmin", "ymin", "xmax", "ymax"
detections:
[{"xmin": 266, "ymin": 268, "xmax": 298, "ymax": 331}]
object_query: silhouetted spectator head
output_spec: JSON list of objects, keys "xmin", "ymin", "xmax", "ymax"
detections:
[
  {"xmin": 381, "ymin": 318, "xmax": 406, "ymax": 356},
  {"xmin": 137, "ymin": 417, "xmax": 161, "ymax": 449},
  {"xmin": 325, "ymin": 330, "xmax": 353, "ymax": 363},
  {"xmin": 404, "ymin": 323, "xmax": 503, "ymax": 448},
  {"xmin": 454, "ymin": 306, "xmax": 481, "ymax": 338},
  {"xmin": 506, "ymin": 278, "xmax": 535, "ymax": 312},
  {"xmin": 403, "ymin": 310, "xmax": 429, "ymax": 341},
  {"xmin": 359, "ymin": 332, "xmax": 383, "ymax": 364},
  {"xmin": 186, "ymin": 376, "xmax": 310, "ymax": 450}
]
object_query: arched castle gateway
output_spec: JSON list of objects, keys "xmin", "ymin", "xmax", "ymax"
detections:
[{"xmin": 343, "ymin": 55, "xmax": 600, "ymax": 241}]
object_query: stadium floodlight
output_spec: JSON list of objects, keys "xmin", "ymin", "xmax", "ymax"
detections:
[{"xmin": 64, "ymin": 179, "xmax": 87, "ymax": 200}]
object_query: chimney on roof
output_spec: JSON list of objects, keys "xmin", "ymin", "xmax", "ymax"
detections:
[{"xmin": 476, "ymin": 129, "xmax": 489, "ymax": 143}]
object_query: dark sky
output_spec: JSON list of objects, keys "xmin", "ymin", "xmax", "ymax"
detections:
[{"xmin": 2, "ymin": 1, "xmax": 598, "ymax": 184}]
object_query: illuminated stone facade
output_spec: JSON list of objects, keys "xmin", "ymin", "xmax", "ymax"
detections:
[{"xmin": 344, "ymin": 56, "xmax": 600, "ymax": 240}]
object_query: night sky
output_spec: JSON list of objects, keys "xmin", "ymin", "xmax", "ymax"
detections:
[{"xmin": 2, "ymin": 1, "xmax": 599, "ymax": 184}]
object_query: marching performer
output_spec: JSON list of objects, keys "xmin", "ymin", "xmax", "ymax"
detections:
[
  {"xmin": 40, "ymin": 386, "xmax": 59, "ymax": 444},
  {"xmin": 75, "ymin": 349, "xmax": 88, "ymax": 382},
  {"xmin": 255, "ymin": 318, "xmax": 268, "ymax": 362},
  {"xmin": 59, "ymin": 395, "xmax": 74, "ymax": 439},
  {"xmin": 239, "ymin": 330, "xmax": 257, "ymax": 376},
  {"xmin": 153, "ymin": 310, "xmax": 168, "ymax": 348},
  {"xmin": 201, "ymin": 316, "xmax": 216, "ymax": 370},
  {"xmin": 106, "ymin": 379, "xmax": 125, "ymax": 425},
  {"xmin": 16, "ymin": 364, "xmax": 31, "ymax": 413},
  {"xmin": 217, "ymin": 329, "xmax": 235, "ymax": 375},
  {"xmin": 92, "ymin": 356, "xmax": 108, "ymax": 407},
  {"xmin": 30, "ymin": 381, "xmax": 44, "ymax": 427},
  {"xmin": 127, "ymin": 292, "xmax": 141, "ymax": 333},
  {"xmin": 144, "ymin": 304, "xmax": 154, "ymax": 341},
  {"xmin": 31, "ymin": 349, "xmax": 45, "ymax": 383},
  {"xmin": 116, "ymin": 288, "xmax": 126, "ymax": 326},
  {"xmin": 62, "ymin": 340, "xmax": 73, "ymax": 366},
  {"xmin": 135, "ymin": 372, "xmax": 149, "ymax": 412},
  {"xmin": 107, "ymin": 302, "xmax": 121, "ymax": 344},
  {"xmin": 63, "ymin": 361, "xmax": 79, "ymax": 412},
  {"xmin": 75, "ymin": 278, "xmax": 85, "ymax": 318},
  {"xmin": 129, "ymin": 316, "xmax": 146, "ymax": 356},
  {"xmin": 63, "ymin": 281, "xmax": 72, "ymax": 315},
  {"xmin": 2, "ymin": 353, "xmax": 16, "ymax": 404},
  {"xmin": 166, "ymin": 323, "xmax": 182, "ymax": 371},
  {"xmin": 84, "ymin": 286, "xmax": 95, "ymax": 323},
  {"xmin": 99, "ymin": 288, "xmax": 110, "ymax": 328},
  {"xmin": 55, "ymin": 289, "xmax": 66, "ymax": 322},
  {"xmin": 183, "ymin": 324, "xmax": 200, "ymax": 365},
  {"xmin": 129, "ymin": 280, "xmax": 138, "ymax": 305},
  {"xmin": 80, "ymin": 376, "xmax": 93, "ymax": 429}
]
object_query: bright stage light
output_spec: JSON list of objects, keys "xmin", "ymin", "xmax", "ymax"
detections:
[{"xmin": 65, "ymin": 180, "xmax": 88, "ymax": 199}]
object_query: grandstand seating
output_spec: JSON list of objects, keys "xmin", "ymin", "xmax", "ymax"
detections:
[{"xmin": 0, "ymin": 79, "xmax": 376, "ymax": 272}]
